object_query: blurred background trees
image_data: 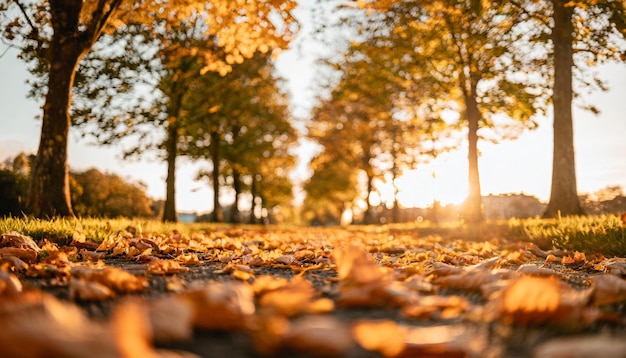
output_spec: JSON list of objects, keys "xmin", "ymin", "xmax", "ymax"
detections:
[{"xmin": 1, "ymin": 0, "xmax": 624, "ymax": 224}]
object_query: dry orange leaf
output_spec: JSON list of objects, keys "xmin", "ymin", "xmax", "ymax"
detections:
[
  {"xmin": 517, "ymin": 264, "xmax": 561, "ymax": 277},
  {"xmin": 402, "ymin": 295, "xmax": 469, "ymax": 320},
  {"xmin": 498, "ymin": 276, "xmax": 592, "ymax": 326},
  {"xmin": 0, "ymin": 232, "xmax": 41, "ymax": 253},
  {"xmin": 0, "ymin": 291, "xmax": 159, "ymax": 358},
  {"xmin": 175, "ymin": 253, "xmax": 201, "ymax": 266},
  {"xmin": 148, "ymin": 296, "xmax": 194, "ymax": 342},
  {"xmin": 429, "ymin": 262, "xmax": 463, "ymax": 277},
  {"xmin": 69, "ymin": 278, "xmax": 115, "ymax": 301},
  {"xmin": 258, "ymin": 276, "xmax": 320, "ymax": 316},
  {"xmin": 0, "ymin": 255, "xmax": 28, "ymax": 272},
  {"xmin": 71, "ymin": 266, "xmax": 148, "ymax": 293},
  {"xmin": 0, "ymin": 247, "xmax": 38, "ymax": 263},
  {"xmin": 147, "ymin": 259, "xmax": 190, "ymax": 275},
  {"xmin": 401, "ymin": 325, "xmax": 470, "ymax": 358},
  {"xmin": 590, "ymin": 274, "xmax": 626, "ymax": 306},
  {"xmin": 434, "ymin": 270, "xmax": 498, "ymax": 292},
  {"xmin": 562, "ymin": 251, "xmax": 586, "ymax": 266},
  {"xmin": 352, "ymin": 320, "xmax": 406, "ymax": 357},
  {"xmin": 0, "ymin": 270, "xmax": 22, "ymax": 295},
  {"xmin": 534, "ymin": 335, "xmax": 626, "ymax": 358},
  {"xmin": 281, "ymin": 316, "xmax": 354, "ymax": 357},
  {"xmin": 182, "ymin": 281, "xmax": 255, "ymax": 331}
]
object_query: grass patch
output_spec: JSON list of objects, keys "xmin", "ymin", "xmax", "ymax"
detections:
[
  {"xmin": 510, "ymin": 214, "xmax": 626, "ymax": 257},
  {"xmin": 0, "ymin": 217, "xmax": 242, "ymax": 245}
]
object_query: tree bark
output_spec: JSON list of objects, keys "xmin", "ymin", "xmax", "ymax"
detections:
[
  {"xmin": 544, "ymin": 0, "xmax": 584, "ymax": 218},
  {"xmin": 362, "ymin": 171, "xmax": 374, "ymax": 225},
  {"xmin": 231, "ymin": 168, "xmax": 241, "ymax": 223},
  {"xmin": 249, "ymin": 174, "xmax": 258, "ymax": 224},
  {"xmin": 463, "ymin": 86, "xmax": 485, "ymax": 224},
  {"xmin": 162, "ymin": 122, "xmax": 179, "ymax": 222},
  {"xmin": 27, "ymin": 7, "xmax": 87, "ymax": 217},
  {"xmin": 210, "ymin": 131, "xmax": 223, "ymax": 222},
  {"xmin": 26, "ymin": 0, "xmax": 123, "ymax": 218}
]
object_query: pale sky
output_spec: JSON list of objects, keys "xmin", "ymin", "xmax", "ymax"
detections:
[{"xmin": 1, "ymin": 11, "xmax": 625, "ymax": 213}]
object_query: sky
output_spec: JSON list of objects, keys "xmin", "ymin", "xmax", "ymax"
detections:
[{"xmin": 1, "ymin": 5, "xmax": 625, "ymax": 214}]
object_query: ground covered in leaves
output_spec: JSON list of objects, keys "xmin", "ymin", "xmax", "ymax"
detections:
[{"xmin": 1, "ymin": 226, "xmax": 626, "ymax": 358}]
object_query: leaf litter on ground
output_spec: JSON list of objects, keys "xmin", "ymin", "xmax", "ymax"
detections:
[{"xmin": 0, "ymin": 227, "xmax": 626, "ymax": 357}]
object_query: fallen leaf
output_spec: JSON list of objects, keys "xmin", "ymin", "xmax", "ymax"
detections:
[
  {"xmin": 429, "ymin": 262, "xmax": 463, "ymax": 277},
  {"xmin": 499, "ymin": 276, "xmax": 590, "ymax": 326},
  {"xmin": 352, "ymin": 320, "xmax": 406, "ymax": 357},
  {"xmin": 434, "ymin": 270, "xmax": 498, "ymax": 292},
  {"xmin": 534, "ymin": 335, "xmax": 626, "ymax": 358},
  {"xmin": 502, "ymin": 276, "xmax": 559, "ymax": 322},
  {"xmin": 69, "ymin": 278, "xmax": 115, "ymax": 301},
  {"xmin": 0, "ymin": 255, "xmax": 28, "ymax": 272},
  {"xmin": 71, "ymin": 266, "xmax": 148, "ymax": 293},
  {"xmin": 176, "ymin": 253, "xmax": 201, "ymax": 266},
  {"xmin": 148, "ymin": 296, "xmax": 194, "ymax": 342},
  {"xmin": 402, "ymin": 295, "xmax": 469, "ymax": 320},
  {"xmin": 562, "ymin": 251, "xmax": 586, "ymax": 267},
  {"xmin": 400, "ymin": 325, "xmax": 470, "ymax": 358},
  {"xmin": 0, "ymin": 232, "xmax": 41, "ymax": 253},
  {"xmin": 0, "ymin": 291, "xmax": 159, "ymax": 358},
  {"xmin": 517, "ymin": 264, "xmax": 561, "ymax": 277},
  {"xmin": 182, "ymin": 281, "xmax": 255, "ymax": 331},
  {"xmin": 0, "ymin": 247, "xmax": 38, "ymax": 263},
  {"xmin": 281, "ymin": 316, "xmax": 354, "ymax": 357},
  {"xmin": 258, "ymin": 276, "xmax": 323, "ymax": 316},
  {"xmin": 0, "ymin": 270, "xmax": 22, "ymax": 295},
  {"xmin": 590, "ymin": 274, "xmax": 626, "ymax": 306},
  {"xmin": 147, "ymin": 259, "xmax": 190, "ymax": 275}
]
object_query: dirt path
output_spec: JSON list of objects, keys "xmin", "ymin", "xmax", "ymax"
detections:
[{"xmin": 2, "ymin": 227, "xmax": 626, "ymax": 357}]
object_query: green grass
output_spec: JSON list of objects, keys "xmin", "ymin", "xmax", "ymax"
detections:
[
  {"xmin": 509, "ymin": 214, "xmax": 626, "ymax": 257},
  {"xmin": 2, "ymin": 215, "xmax": 625, "ymax": 257},
  {"xmin": 0, "ymin": 217, "xmax": 241, "ymax": 245}
]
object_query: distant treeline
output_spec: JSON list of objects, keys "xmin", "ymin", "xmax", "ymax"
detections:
[{"xmin": 1, "ymin": 153, "xmax": 157, "ymax": 219}]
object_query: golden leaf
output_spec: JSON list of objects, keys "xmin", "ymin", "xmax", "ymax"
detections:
[
  {"xmin": 590, "ymin": 274, "xmax": 626, "ymax": 306},
  {"xmin": 148, "ymin": 296, "xmax": 194, "ymax": 342},
  {"xmin": 69, "ymin": 278, "xmax": 115, "ymax": 301},
  {"xmin": 147, "ymin": 259, "xmax": 190, "ymax": 275},
  {"xmin": 0, "ymin": 270, "xmax": 22, "ymax": 296},
  {"xmin": 182, "ymin": 281, "xmax": 255, "ymax": 331},
  {"xmin": 534, "ymin": 336, "xmax": 626, "ymax": 357},
  {"xmin": 281, "ymin": 316, "xmax": 354, "ymax": 356},
  {"xmin": 352, "ymin": 320, "xmax": 406, "ymax": 357}
]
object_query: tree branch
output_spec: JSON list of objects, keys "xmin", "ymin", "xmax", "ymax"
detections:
[{"xmin": 11, "ymin": 0, "xmax": 44, "ymax": 45}]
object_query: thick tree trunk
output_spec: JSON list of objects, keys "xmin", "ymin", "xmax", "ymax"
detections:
[
  {"xmin": 27, "ymin": 32, "xmax": 85, "ymax": 217},
  {"xmin": 210, "ymin": 131, "xmax": 223, "ymax": 222},
  {"xmin": 162, "ymin": 123, "xmax": 179, "ymax": 222},
  {"xmin": 544, "ymin": 0, "xmax": 584, "ymax": 218},
  {"xmin": 463, "ymin": 87, "xmax": 484, "ymax": 224},
  {"xmin": 26, "ymin": 1, "xmax": 122, "ymax": 218}
]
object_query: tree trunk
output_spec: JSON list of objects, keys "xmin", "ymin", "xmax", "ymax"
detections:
[
  {"xmin": 162, "ymin": 123, "xmax": 179, "ymax": 222},
  {"xmin": 362, "ymin": 172, "xmax": 374, "ymax": 224},
  {"xmin": 544, "ymin": 0, "xmax": 584, "ymax": 218},
  {"xmin": 231, "ymin": 168, "xmax": 241, "ymax": 223},
  {"xmin": 27, "ymin": 29, "xmax": 86, "ymax": 217},
  {"xmin": 210, "ymin": 131, "xmax": 223, "ymax": 222},
  {"xmin": 463, "ymin": 86, "xmax": 485, "ymax": 224},
  {"xmin": 249, "ymin": 174, "xmax": 258, "ymax": 224}
]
